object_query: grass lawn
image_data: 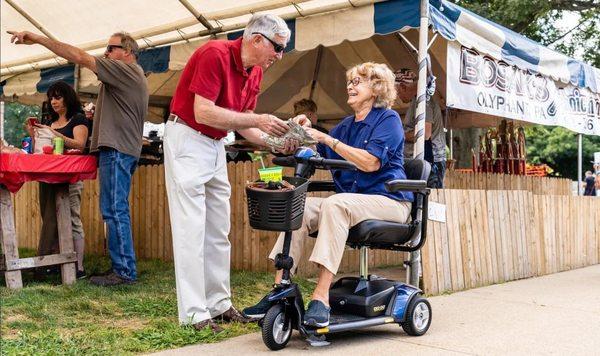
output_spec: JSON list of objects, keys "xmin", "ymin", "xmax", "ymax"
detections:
[{"xmin": 0, "ymin": 250, "xmax": 315, "ymax": 355}]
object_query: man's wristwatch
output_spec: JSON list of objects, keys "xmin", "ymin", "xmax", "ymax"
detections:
[{"xmin": 331, "ymin": 138, "xmax": 340, "ymax": 151}]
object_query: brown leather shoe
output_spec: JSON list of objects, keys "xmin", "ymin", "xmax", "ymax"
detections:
[
  {"xmin": 192, "ymin": 319, "xmax": 223, "ymax": 333},
  {"xmin": 215, "ymin": 306, "xmax": 253, "ymax": 324}
]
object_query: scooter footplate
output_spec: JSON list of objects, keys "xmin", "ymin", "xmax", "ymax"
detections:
[{"xmin": 329, "ymin": 312, "xmax": 367, "ymax": 324}]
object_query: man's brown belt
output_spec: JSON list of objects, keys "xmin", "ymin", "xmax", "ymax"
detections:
[{"xmin": 167, "ymin": 114, "xmax": 221, "ymax": 140}]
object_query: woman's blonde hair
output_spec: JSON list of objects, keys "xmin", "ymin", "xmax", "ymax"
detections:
[{"xmin": 346, "ymin": 62, "xmax": 397, "ymax": 109}]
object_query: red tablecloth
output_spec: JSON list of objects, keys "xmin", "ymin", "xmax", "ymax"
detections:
[{"xmin": 0, "ymin": 153, "xmax": 97, "ymax": 193}]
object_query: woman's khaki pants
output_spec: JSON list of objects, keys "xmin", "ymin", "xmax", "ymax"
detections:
[{"xmin": 269, "ymin": 193, "xmax": 412, "ymax": 275}]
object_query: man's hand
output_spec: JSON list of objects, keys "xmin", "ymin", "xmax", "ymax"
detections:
[
  {"xmin": 8, "ymin": 30, "xmax": 40, "ymax": 45},
  {"xmin": 291, "ymin": 114, "xmax": 311, "ymax": 127},
  {"xmin": 257, "ymin": 114, "xmax": 289, "ymax": 137}
]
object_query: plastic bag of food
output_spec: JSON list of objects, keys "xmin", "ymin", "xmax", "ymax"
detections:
[{"xmin": 263, "ymin": 120, "xmax": 317, "ymax": 151}]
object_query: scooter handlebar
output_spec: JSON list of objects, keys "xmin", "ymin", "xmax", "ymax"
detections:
[
  {"xmin": 307, "ymin": 157, "xmax": 357, "ymax": 171},
  {"xmin": 272, "ymin": 156, "xmax": 297, "ymax": 167},
  {"xmin": 272, "ymin": 155, "xmax": 357, "ymax": 171}
]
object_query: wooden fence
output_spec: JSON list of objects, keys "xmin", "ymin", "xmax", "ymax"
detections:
[
  {"xmin": 422, "ymin": 189, "xmax": 600, "ymax": 295},
  {"xmin": 11, "ymin": 163, "xmax": 594, "ymax": 286},
  {"xmin": 443, "ymin": 170, "xmax": 571, "ymax": 195},
  {"xmin": 11, "ymin": 162, "xmax": 405, "ymax": 276}
]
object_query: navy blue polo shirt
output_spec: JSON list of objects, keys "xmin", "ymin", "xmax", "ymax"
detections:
[{"xmin": 317, "ymin": 107, "xmax": 413, "ymax": 203}]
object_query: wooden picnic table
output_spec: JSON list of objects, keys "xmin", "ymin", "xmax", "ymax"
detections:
[{"xmin": 0, "ymin": 153, "xmax": 96, "ymax": 289}]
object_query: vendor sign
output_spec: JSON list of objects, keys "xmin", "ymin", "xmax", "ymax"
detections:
[{"xmin": 446, "ymin": 42, "xmax": 600, "ymax": 136}]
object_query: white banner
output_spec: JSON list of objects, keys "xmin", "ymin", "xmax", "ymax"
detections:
[{"xmin": 446, "ymin": 42, "xmax": 600, "ymax": 136}]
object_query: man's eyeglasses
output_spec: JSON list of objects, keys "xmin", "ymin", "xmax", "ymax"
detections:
[
  {"xmin": 106, "ymin": 44, "xmax": 124, "ymax": 53},
  {"xmin": 347, "ymin": 77, "xmax": 367, "ymax": 87},
  {"xmin": 252, "ymin": 32, "xmax": 285, "ymax": 53}
]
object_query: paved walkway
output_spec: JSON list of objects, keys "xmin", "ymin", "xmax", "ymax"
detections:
[{"xmin": 155, "ymin": 265, "xmax": 600, "ymax": 355}]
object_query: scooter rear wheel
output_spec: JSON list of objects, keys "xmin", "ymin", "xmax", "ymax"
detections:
[
  {"xmin": 262, "ymin": 304, "xmax": 292, "ymax": 350},
  {"xmin": 401, "ymin": 295, "xmax": 432, "ymax": 336}
]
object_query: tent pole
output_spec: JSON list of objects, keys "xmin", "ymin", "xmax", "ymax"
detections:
[
  {"xmin": 1, "ymin": 101, "xmax": 4, "ymax": 144},
  {"xmin": 397, "ymin": 33, "xmax": 418, "ymax": 54},
  {"xmin": 178, "ymin": 0, "xmax": 216, "ymax": 32},
  {"xmin": 5, "ymin": 0, "xmax": 58, "ymax": 41},
  {"xmin": 427, "ymin": 33, "xmax": 438, "ymax": 49},
  {"xmin": 577, "ymin": 133, "xmax": 583, "ymax": 196},
  {"xmin": 408, "ymin": 0, "xmax": 430, "ymax": 289},
  {"xmin": 74, "ymin": 64, "xmax": 80, "ymax": 94},
  {"xmin": 309, "ymin": 46, "xmax": 324, "ymax": 101},
  {"xmin": 449, "ymin": 129, "xmax": 453, "ymax": 160}
]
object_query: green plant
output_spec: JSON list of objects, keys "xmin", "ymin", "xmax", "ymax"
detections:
[{"xmin": 2, "ymin": 102, "xmax": 40, "ymax": 146}]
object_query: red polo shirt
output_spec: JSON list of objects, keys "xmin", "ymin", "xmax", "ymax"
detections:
[{"xmin": 170, "ymin": 37, "xmax": 263, "ymax": 139}]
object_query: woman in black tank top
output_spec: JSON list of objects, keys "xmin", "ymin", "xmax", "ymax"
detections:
[{"xmin": 33, "ymin": 81, "xmax": 90, "ymax": 279}]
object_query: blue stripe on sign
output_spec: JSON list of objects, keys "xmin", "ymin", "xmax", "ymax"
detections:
[
  {"xmin": 501, "ymin": 32, "xmax": 540, "ymax": 68},
  {"xmin": 138, "ymin": 46, "xmax": 170, "ymax": 73},
  {"xmin": 227, "ymin": 19, "xmax": 296, "ymax": 52},
  {"xmin": 429, "ymin": 0, "xmax": 458, "ymax": 40},
  {"xmin": 567, "ymin": 59, "xmax": 593, "ymax": 87},
  {"xmin": 581, "ymin": 62, "xmax": 598, "ymax": 93},
  {"xmin": 567, "ymin": 59, "xmax": 586, "ymax": 88},
  {"xmin": 37, "ymin": 64, "xmax": 75, "ymax": 93},
  {"xmin": 441, "ymin": 0, "xmax": 543, "ymax": 70},
  {"xmin": 374, "ymin": 0, "xmax": 420, "ymax": 35}
]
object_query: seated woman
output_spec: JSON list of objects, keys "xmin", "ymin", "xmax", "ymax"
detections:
[
  {"xmin": 244, "ymin": 62, "xmax": 413, "ymax": 327},
  {"xmin": 27, "ymin": 81, "xmax": 90, "ymax": 279}
]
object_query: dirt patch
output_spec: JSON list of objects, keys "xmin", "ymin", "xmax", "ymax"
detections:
[
  {"xmin": 1, "ymin": 314, "xmax": 29, "ymax": 339},
  {"xmin": 96, "ymin": 315, "xmax": 149, "ymax": 332}
]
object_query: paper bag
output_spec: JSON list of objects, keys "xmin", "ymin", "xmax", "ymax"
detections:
[{"xmin": 34, "ymin": 127, "xmax": 55, "ymax": 154}]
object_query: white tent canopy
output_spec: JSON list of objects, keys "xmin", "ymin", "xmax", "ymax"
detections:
[
  {"xmin": 0, "ymin": 0, "xmax": 378, "ymax": 78},
  {"xmin": 1, "ymin": 0, "xmax": 599, "ymax": 135}
]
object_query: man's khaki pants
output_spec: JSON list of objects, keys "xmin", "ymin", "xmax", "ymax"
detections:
[
  {"xmin": 164, "ymin": 121, "xmax": 232, "ymax": 324},
  {"xmin": 269, "ymin": 193, "xmax": 412, "ymax": 275}
]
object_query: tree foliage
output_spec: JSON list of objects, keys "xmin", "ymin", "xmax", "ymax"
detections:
[
  {"xmin": 2, "ymin": 102, "xmax": 40, "ymax": 147},
  {"xmin": 454, "ymin": 0, "xmax": 599, "ymax": 67},
  {"xmin": 525, "ymin": 126, "xmax": 600, "ymax": 180},
  {"xmin": 451, "ymin": 0, "xmax": 600, "ymax": 177}
]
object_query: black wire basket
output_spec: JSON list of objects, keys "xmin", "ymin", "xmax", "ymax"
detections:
[{"xmin": 246, "ymin": 176, "xmax": 309, "ymax": 231}]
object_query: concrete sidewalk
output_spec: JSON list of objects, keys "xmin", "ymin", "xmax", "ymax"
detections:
[{"xmin": 155, "ymin": 265, "xmax": 600, "ymax": 355}]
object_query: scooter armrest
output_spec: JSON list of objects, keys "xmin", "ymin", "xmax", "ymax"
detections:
[{"xmin": 385, "ymin": 179, "xmax": 430, "ymax": 193}]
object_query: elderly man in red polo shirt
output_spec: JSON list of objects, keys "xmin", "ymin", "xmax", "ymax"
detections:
[{"xmin": 164, "ymin": 14, "xmax": 295, "ymax": 332}]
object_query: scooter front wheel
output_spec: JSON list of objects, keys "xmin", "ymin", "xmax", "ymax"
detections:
[
  {"xmin": 262, "ymin": 304, "xmax": 292, "ymax": 350},
  {"xmin": 401, "ymin": 295, "xmax": 432, "ymax": 336}
]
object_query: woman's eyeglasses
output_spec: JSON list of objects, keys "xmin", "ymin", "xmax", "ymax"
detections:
[
  {"xmin": 347, "ymin": 77, "xmax": 367, "ymax": 87},
  {"xmin": 48, "ymin": 95, "xmax": 63, "ymax": 100},
  {"xmin": 106, "ymin": 44, "xmax": 124, "ymax": 53},
  {"xmin": 252, "ymin": 32, "xmax": 285, "ymax": 53}
]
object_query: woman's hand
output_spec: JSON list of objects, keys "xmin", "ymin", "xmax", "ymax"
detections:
[
  {"xmin": 24, "ymin": 122, "xmax": 35, "ymax": 137},
  {"xmin": 305, "ymin": 127, "xmax": 329, "ymax": 144}
]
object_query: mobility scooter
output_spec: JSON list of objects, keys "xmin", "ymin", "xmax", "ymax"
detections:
[{"xmin": 245, "ymin": 147, "xmax": 432, "ymax": 350}]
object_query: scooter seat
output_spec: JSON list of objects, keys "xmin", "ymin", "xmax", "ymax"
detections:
[
  {"xmin": 309, "ymin": 220, "xmax": 415, "ymax": 248},
  {"xmin": 346, "ymin": 220, "xmax": 415, "ymax": 248}
]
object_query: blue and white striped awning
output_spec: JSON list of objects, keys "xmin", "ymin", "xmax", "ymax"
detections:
[
  {"xmin": 1, "ymin": 0, "xmax": 598, "ymax": 96},
  {"xmin": 428, "ymin": 0, "xmax": 599, "ymax": 93}
]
